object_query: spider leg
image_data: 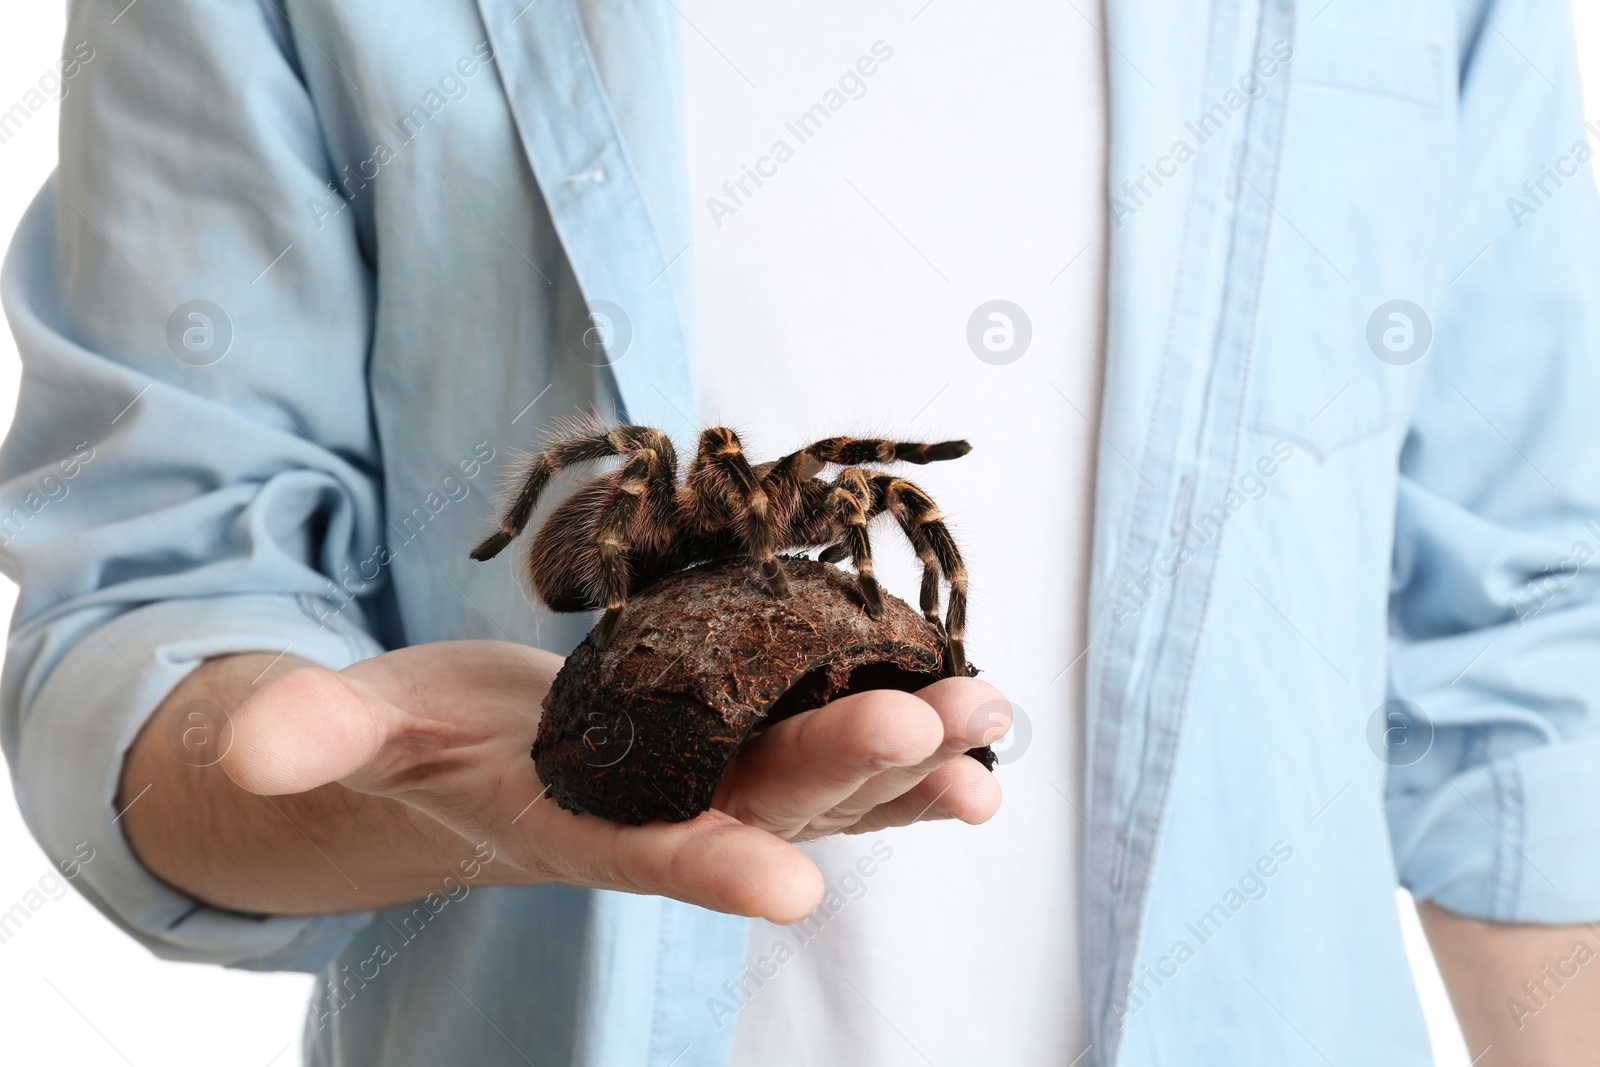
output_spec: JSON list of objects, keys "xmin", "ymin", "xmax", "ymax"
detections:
[
  {"xmin": 824, "ymin": 482, "xmax": 939, "ymax": 623},
  {"xmin": 590, "ymin": 449, "xmax": 657, "ymax": 647},
  {"xmin": 872, "ymin": 474, "xmax": 968, "ymax": 676},
  {"xmin": 766, "ymin": 436, "xmax": 971, "ymax": 481},
  {"xmin": 819, "ymin": 524, "xmax": 939, "ymax": 623},
  {"xmin": 902, "ymin": 521, "xmax": 945, "ymax": 630},
  {"xmin": 824, "ymin": 468, "xmax": 883, "ymax": 617},
  {"xmin": 470, "ymin": 425, "xmax": 675, "ymax": 561},
  {"xmin": 687, "ymin": 427, "xmax": 788, "ymax": 597}
]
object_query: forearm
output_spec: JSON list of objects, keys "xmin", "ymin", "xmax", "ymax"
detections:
[
  {"xmin": 1420, "ymin": 900, "xmax": 1600, "ymax": 1066},
  {"xmin": 116, "ymin": 652, "xmax": 497, "ymax": 915}
]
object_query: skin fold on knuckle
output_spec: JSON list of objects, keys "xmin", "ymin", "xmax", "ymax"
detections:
[
  {"xmin": 523, "ymin": 818, "xmax": 641, "ymax": 896},
  {"xmin": 868, "ymin": 764, "xmax": 994, "ymax": 828},
  {"xmin": 799, "ymin": 807, "xmax": 869, "ymax": 839},
  {"xmin": 841, "ymin": 801, "xmax": 948, "ymax": 836},
  {"xmin": 717, "ymin": 791, "xmax": 807, "ymax": 840},
  {"xmin": 734, "ymin": 776, "xmax": 865, "ymax": 841}
]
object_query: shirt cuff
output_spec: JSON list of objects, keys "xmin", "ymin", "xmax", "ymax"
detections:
[
  {"xmin": 1392, "ymin": 736, "xmax": 1600, "ymax": 925},
  {"xmin": 12, "ymin": 593, "xmax": 386, "ymax": 971}
]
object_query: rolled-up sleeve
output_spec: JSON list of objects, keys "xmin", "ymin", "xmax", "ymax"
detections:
[
  {"xmin": 0, "ymin": 0, "xmax": 388, "ymax": 968},
  {"xmin": 1386, "ymin": 0, "xmax": 1600, "ymax": 924}
]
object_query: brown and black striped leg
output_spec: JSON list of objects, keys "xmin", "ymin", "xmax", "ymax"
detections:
[
  {"xmin": 901, "ymin": 520, "xmax": 946, "ymax": 630},
  {"xmin": 767, "ymin": 436, "xmax": 971, "ymax": 480},
  {"xmin": 687, "ymin": 427, "xmax": 787, "ymax": 597},
  {"xmin": 824, "ymin": 482, "xmax": 940, "ymax": 626},
  {"xmin": 470, "ymin": 425, "xmax": 676, "ymax": 561},
  {"xmin": 824, "ymin": 468, "xmax": 883, "ymax": 616},
  {"xmin": 591, "ymin": 450, "xmax": 656, "ymax": 647},
  {"xmin": 874, "ymin": 475, "xmax": 968, "ymax": 676}
]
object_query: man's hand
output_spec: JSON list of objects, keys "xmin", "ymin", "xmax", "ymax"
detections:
[{"xmin": 121, "ymin": 640, "xmax": 1008, "ymax": 925}]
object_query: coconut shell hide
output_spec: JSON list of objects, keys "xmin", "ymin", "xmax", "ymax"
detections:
[{"xmin": 534, "ymin": 556, "xmax": 986, "ymax": 824}]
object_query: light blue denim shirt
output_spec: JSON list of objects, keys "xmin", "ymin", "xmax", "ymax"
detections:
[{"xmin": 5, "ymin": 0, "xmax": 1600, "ymax": 1064}]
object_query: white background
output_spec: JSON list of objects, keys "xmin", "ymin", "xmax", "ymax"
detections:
[{"xmin": 3, "ymin": 6, "xmax": 1600, "ymax": 1065}]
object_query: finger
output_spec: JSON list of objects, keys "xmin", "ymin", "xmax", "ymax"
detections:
[
  {"xmin": 527, "ymin": 804, "xmax": 826, "ymax": 923},
  {"xmin": 712, "ymin": 688, "xmax": 946, "ymax": 836},
  {"xmin": 913, "ymin": 676, "xmax": 1014, "ymax": 756},
  {"xmin": 222, "ymin": 666, "xmax": 398, "ymax": 795},
  {"xmin": 810, "ymin": 677, "xmax": 1012, "ymax": 824},
  {"xmin": 841, "ymin": 754, "xmax": 1003, "ymax": 836}
]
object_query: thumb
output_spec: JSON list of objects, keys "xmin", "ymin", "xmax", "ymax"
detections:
[{"xmin": 222, "ymin": 666, "xmax": 396, "ymax": 795}]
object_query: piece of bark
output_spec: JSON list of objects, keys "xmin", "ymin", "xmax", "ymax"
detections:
[{"xmin": 534, "ymin": 555, "xmax": 983, "ymax": 824}]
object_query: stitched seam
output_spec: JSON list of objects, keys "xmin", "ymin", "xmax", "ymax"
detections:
[{"xmin": 1095, "ymin": 0, "xmax": 1298, "ymax": 1058}]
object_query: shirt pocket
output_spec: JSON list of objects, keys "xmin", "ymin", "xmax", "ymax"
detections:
[{"xmin": 1248, "ymin": 26, "xmax": 1452, "ymax": 458}]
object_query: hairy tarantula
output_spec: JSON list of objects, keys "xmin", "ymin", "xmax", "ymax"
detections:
[{"xmin": 470, "ymin": 424, "xmax": 972, "ymax": 675}]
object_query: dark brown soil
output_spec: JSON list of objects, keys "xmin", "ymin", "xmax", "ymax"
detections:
[{"xmin": 533, "ymin": 556, "xmax": 989, "ymax": 824}]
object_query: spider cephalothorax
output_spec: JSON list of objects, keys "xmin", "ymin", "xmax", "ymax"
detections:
[{"xmin": 470, "ymin": 423, "xmax": 972, "ymax": 675}]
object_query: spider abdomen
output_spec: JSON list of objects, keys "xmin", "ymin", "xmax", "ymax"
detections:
[{"xmin": 525, "ymin": 479, "xmax": 688, "ymax": 612}]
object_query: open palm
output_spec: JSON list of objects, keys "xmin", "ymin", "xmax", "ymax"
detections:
[{"xmin": 223, "ymin": 639, "xmax": 1007, "ymax": 922}]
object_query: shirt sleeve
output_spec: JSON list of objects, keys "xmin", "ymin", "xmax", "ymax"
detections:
[
  {"xmin": 0, "ymin": 0, "xmax": 388, "ymax": 969},
  {"xmin": 1386, "ymin": 0, "xmax": 1600, "ymax": 925}
]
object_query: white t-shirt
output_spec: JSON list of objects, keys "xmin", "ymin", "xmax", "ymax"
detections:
[{"xmin": 684, "ymin": 4, "xmax": 1107, "ymax": 1064}]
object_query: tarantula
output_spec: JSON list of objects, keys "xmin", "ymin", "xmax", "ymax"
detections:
[{"xmin": 470, "ymin": 424, "xmax": 972, "ymax": 675}]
